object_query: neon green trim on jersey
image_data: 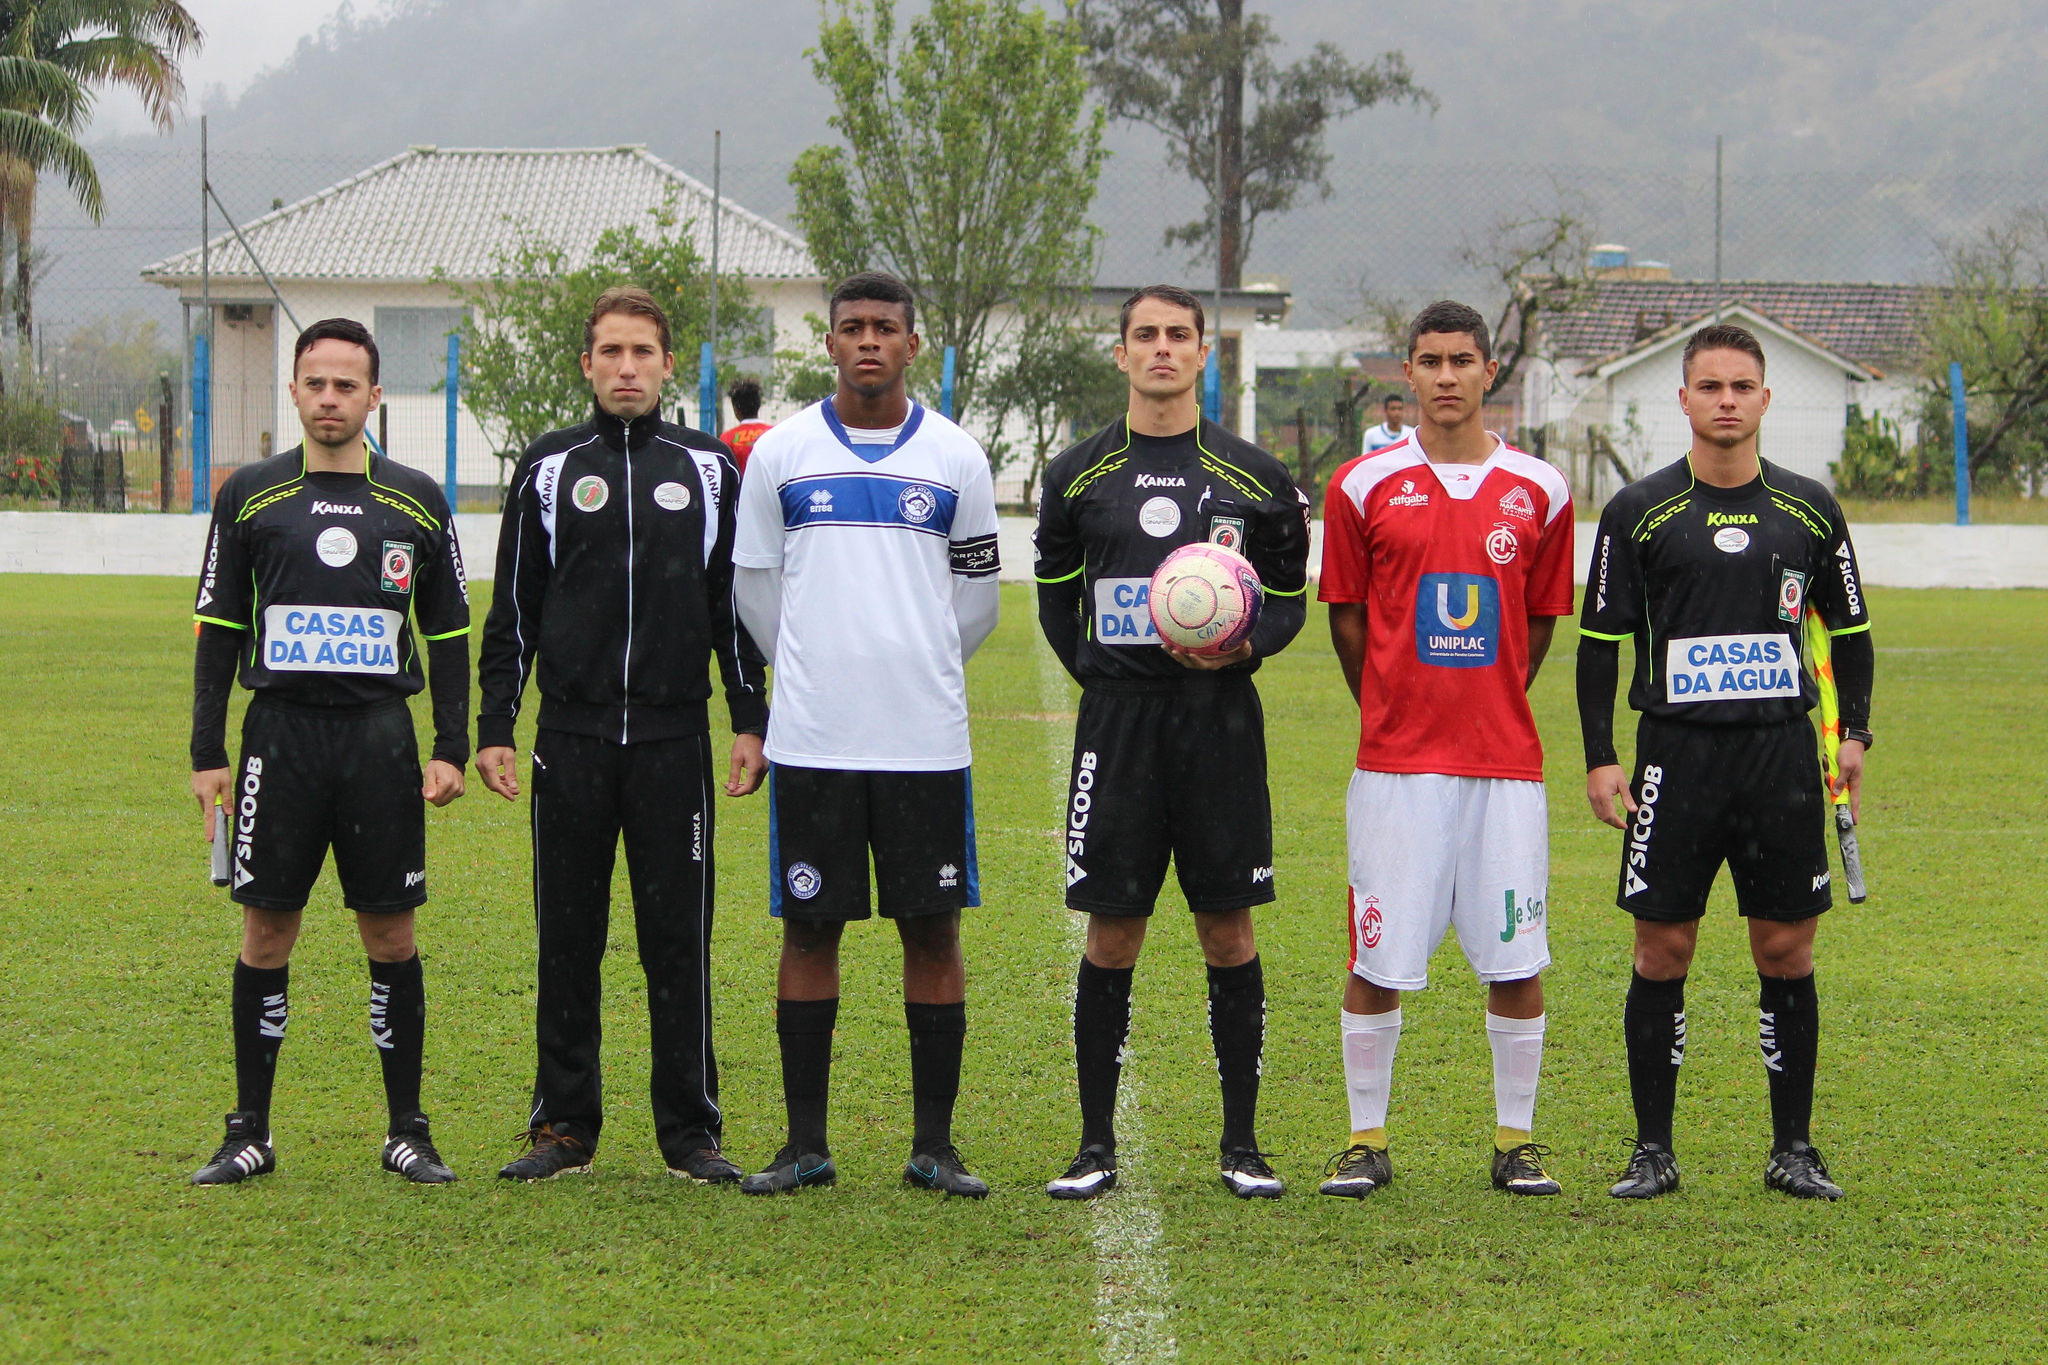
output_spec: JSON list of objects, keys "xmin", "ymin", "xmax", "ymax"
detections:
[
  {"xmin": 192, "ymin": 614, "xmax": 249, "ymax": 630},
  {"xmin": 1064, "ymin": 420, "xmax": 1134, "ymax": 498},
  {"xmin": 418, "ymin": 624, "xmax": 471, "ymax": 641},
  {"xmin": 1578, "ymin": 627, "xmax": 1632, "ymax": 641},
  {"xmin": 367, "ymin": 458, "xmax": 442, "ymax": 529},
  {"xmin": 1630, "ymin": 467, "xmax": 1696, "ymax": 542},
  {"xmin": 1192, "ymin": 424, "xmax": 1271, "ymax": 501},
  {"xmin": 238, "ymin": 477, "xmax": 304, "ymax": 521},
  {"xmin": 1262, "ymin": 581, "xmax": 1309, "ymax": 597},
  {"xmin": 1034, "ymin": 565, "xmax": 1085, "ymax": 584},
  {"xmin": 1758, "ymin": 469, "xmax": 1832, "ymax": 538},
  {"xmin": 1827, "ymin": 621, "xmax": 1872, "ymax": 637}
]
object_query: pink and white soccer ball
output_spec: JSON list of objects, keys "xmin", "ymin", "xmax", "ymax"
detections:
[{"xmin": 1148, "ymin": 542, "xmax": 1263, "ymax": 656}]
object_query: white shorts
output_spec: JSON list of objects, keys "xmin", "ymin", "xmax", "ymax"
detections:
[{"xmin": 1345, "ymin": 769, "xmax": 1551, "ymax": 991}]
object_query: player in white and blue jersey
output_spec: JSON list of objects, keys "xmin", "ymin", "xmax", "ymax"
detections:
[{"xmin": 732, "ymin": 272, "xmax": 1000, "ymax": 1198}]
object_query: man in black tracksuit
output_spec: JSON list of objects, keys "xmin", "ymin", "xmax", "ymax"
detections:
[{"xmin": 476, "ymin": 287, "xmax": 768, "ymax": 1183}]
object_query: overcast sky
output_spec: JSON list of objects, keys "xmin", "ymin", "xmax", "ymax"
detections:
[{"xmin": 89, "ymin": 0, "xmax": 388, "ymax": 139}]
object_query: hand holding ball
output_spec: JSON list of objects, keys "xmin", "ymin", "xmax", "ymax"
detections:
[{"xmin": 1148, "ymin": 542, "xmax": 1263, "ymax": 657}]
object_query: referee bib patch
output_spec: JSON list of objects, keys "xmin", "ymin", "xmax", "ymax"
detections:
[
  {"xmin": 1664, "ymin": 633, "xmax": 1798, "ymax": 703},
  {"xmin": 261, "ymin": 604, "xmax": 403, "ymax": 674},
  {"xmin": 1093, "ymin": 577, "xmax": 1160, "ymax": 645}
]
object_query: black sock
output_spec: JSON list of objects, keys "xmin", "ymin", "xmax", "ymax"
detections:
[
  {"xmin": 1074, "ymin": 959, "xmax": 1133, "ymax": 1153},
  {"xmin": 905, "ymin": 1000, "xmax": 966, "ymax": 1154},
  {"xmin": 1624, "ymin": 971, "xmax": 1687, "ymax": 1150},
  {"xmin": 1207, "ymin": 955, "xmax": 1266, "ymax": 1154},
  {"xmin": 777, "ymin": 997, "xmax": 838, "ymax": 1154},
  {"xmin": 368, "ymin": 954, "xmax": 425, "ymax": 1133},
  {"xmin": 1759, "ymin": 972, "xmax": 1819, "ymax": 1153},
  {"xmin": 231, "ymin": 960, "xmax": 289, "ymax": 1129}
]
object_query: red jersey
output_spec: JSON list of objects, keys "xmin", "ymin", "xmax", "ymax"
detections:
[
  {"xmin": 1318, "ymin": 434, "xmax": 1574, "ymax": 781},
  {"xmin": 720, "ymin": 419, "xmax": 774, "ymax": 475}
]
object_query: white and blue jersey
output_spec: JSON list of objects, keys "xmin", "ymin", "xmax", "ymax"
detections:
[{"xmin": 734, "ymin": 397, "xmax": 999, "ymax": 771}]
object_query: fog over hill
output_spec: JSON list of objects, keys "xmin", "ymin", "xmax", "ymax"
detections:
[{"xmin": 58, "ymin": 0, "xmax": 2048, "ymax": 334}]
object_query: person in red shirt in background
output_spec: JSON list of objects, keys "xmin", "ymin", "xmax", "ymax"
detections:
[
  {"xmin": 720, "ymin": 378, "xmax": 774, "ymax": 476},
  {"xmin": 1314, "ymin": 300, "xmax": 1576, "ymax": 1202}
]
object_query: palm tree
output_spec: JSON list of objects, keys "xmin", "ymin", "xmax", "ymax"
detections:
[{"xmin": 0, "ymin": 0, "xmax": 200, "ymax": 374}]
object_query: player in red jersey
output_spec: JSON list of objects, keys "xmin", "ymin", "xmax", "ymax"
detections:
[
  {"xmin": 1314, "ymin": 300, "xmax": 1575, "ymax": 1199},
  {"xmin": 719, "ymin": 378, "xmax": 774, "ymax": 476}
]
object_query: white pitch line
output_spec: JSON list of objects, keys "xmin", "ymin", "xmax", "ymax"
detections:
[{"xmin": 1038, "ymin": 643, "xmax": 1179, "ymax": 1365}]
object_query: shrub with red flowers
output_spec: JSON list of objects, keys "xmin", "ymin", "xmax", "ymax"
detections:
[{"xmin": 1, "ymin": 453, "xmax": 59, "ymax": 500}]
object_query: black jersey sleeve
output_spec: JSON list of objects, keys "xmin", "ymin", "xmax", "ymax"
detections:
[
  {"xmin": 1579, "ymin": 498, "xmax": 1646, "ymax": 642},
  {"xmin": 410, "ymin": 485, "xmax": 472, "ymax": 765},
  {"xmin": 1807, "ymin": 494, "xmax": 1872, "ymax": 636},
  {"xmin": 706, "ymin": 451, "xmax": 770, "ymax": 735},
  {"xmin": 190, "ymin": 622, "xmax": 241, "ymax": 771},
  {"xmin": 1577, "ymin": 635, "xmax": 1623, "ymax": 770},
  {"xmin": 1033, "ymin": 469, "xmax": 1087, "ymax": 681},
  {"xmin": 1246, "ymin": 479, "xmax": 1311, "ymax": 660},
  {"xmin": 476, "ymin": 447, "xmax": 549, "ymax": 752},
  {"xmin": 193, "ymin": 478, "xmax": 252, "ymax": 629}
]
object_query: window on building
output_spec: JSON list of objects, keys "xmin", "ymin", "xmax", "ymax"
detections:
[{"xmin": 374, "ymin": 307, "xmax": 469, "ymax": 393}]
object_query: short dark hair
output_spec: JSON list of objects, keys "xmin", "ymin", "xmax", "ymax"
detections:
[
  {"xmin": 829, "ymin": 271, "xmax": 916, "ymax": 331},
  {"xmin": 1382, "ymin": 393, "xmax": 1405, "ymax": 411},
  {"xmin": 1119, "ymin": 283, "xmax": 1205, "ymax": 340},
  {"xmin": 293, "ymin": 317, "xmax": 379, "ymax": 383},
  {"xmin": 585, "ymin": 285, "xmax": 672, "ymax": 354},
  {"xmin": 1406, "ymin": 300, "xmax": 1491, "ymax": 363},
  {"xmin": 728, "ymin": 377, "xmax": 762, "ymax": 419},
  {"xmin": 1682, "ymin": 322, "xmax": 1767, "ymax": 380}
]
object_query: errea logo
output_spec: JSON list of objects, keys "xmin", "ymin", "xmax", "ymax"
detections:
[
  {"xmin": 939, "ymin": 863, "xmax": 959, "ymax": 888},
  {"xmin": 808, "ymin": 489, "xmax": 834, "ymax": 514}
]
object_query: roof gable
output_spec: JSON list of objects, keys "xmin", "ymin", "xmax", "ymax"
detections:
[
  {"xmin": 1542, "ymin": 278, "xmax": 1931, "ymax": 372},
  {"xmin": 141, "ymin": 146, "xmax": 816, "ymax": 285},
  {"xmin": 1582, "ymin": 301, "xmax": 1877, "ymax": 382}
]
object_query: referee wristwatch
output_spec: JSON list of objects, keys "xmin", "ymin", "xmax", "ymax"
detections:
[{"xmin": 1841, "ymin": 727, "xmax": 1874, "ymax": 751}]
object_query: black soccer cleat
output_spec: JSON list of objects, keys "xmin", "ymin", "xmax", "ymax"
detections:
[
  {"xmin": 904, "ymin": 1144, "xmax": 990, "ymax": 1198},
  {"xmin": 1765, "ymin": 1144, "xmax": 1844, "ymax": 1201},
  {"xmin": 1609, "ymin": 1140, "xmax": 1681, "ymax": 1200},
  {"xmin": 382, "ymin": 1114, "xmax": 456, "ymax": 1184},
  {"xmin": 497, "ymin": 1123, "xmax": 593, "ymax": 1181},
  {"xmin": 668, "ymin": 1148, "xmax": 742, "ymax": 1185},
  {"xmin": 191, "ymin": 1111, "xmax": 275, "ymax": 1186},
  {"xmin": 1220, "ymin": 1148, "xmax": 1285, "ymax": 1199},
  {"xmin": 1046, "ymin": 1144, "xmax": 1118, "ymax": 1200},
  {"xmin": 1491, "ymin": 1141, "xmax": 1561, "ymax": 1196},
  {"xmin": 739, "ymin": 1144, "xmax": 836, "ymax": 1195},
  {"xmin": 1318, "ymin": 1143, "xmax": 1393, "ymax": 1199}
]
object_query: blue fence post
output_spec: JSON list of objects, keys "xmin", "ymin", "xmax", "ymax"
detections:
[
  {"xmin": 1949, "ymin": 360, "xmax": 1969, "ymax": 527},
  {"xmin": 1202, "ymin": 348, "xmax": 1220, "ymax": 423},
  {"xmin": 191, "ymin": 332, "xmax": 211, "ymax": 513},
  {"xmin": 445, "ymin": 332, "xmax": 461, "ymax": 508},
  {"xmin": 699, "ymin": 341, "xmax": 716, "ymax": 432},
  {"xmin": 940, "ymin": 346, "xmax": 957, "ymax": 419}
]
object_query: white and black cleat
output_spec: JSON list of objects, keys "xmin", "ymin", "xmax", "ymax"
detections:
[
  {"xmin": 381, "ymin": 1113, "xmax": 456, "ymax": 1184},
  {"xmin": 1046, "ymin": 1144, "xmax": 1118, "ymax": 1200},
  {"xmin": 191, "ymin": 1111, "xmax": 275, "ymax": 1186},
  {"xmin": 1220, "ymin": 1149, "xmax": 1285, "ymax": 1199}
]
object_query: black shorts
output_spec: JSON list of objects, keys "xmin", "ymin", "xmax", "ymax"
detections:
[
  {"xmin": 230, "ymin": 698, "xmax": 426, "ymax": 914},
  {"xmin": 1064, "ymin": 677, "xmax": 1275, "ymax": 917},
  {"xmin": 1617, "ymin": 715, "xmax": 1832, "ymax": 923},
  {"xmin": 767, "ymin": 765, "xmax": 978, "ymax": 921}
]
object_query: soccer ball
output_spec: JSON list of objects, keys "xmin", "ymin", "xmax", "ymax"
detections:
[{"xmin": 1148, "ymin": 542, "xmax": 1262, "ymax": 656}]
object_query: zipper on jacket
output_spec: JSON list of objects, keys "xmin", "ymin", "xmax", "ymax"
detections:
[{"xmin": 621, "ymin": 437, "xmax": 635, "ymax": 743}]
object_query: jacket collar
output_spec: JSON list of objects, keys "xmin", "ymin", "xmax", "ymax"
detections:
[{"xmin": 592, "ymin": 401, "xmax": 663, "ymax": 452}]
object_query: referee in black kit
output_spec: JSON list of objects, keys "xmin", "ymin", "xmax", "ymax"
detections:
[{"xmin": 476, "ymin": 287, "xmax": 768, "ymax": 1183}]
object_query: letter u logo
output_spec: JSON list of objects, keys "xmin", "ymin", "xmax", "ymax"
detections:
[{"xmin": 1436, "ymin": 582, "xmax": 1481, "ymax": 630}]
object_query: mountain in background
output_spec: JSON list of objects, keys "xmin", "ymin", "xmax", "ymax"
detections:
[{"xmin": 54, "ymin": 0, "xmax": 2048, "ymax": 335}]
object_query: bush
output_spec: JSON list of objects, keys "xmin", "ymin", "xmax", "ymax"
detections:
[
  {"xmin": 0, "ymin": 397, "xmax": 62, "ymax": 501},
  {"xmin": 1833, "ymin": 405, "xmax": 1950, "ymax": 498}
]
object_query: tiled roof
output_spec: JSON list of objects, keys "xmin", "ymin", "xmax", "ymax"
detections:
[
  {"xmin": 1542, "ymin": 279, "xmax": 1933, "ymax": 372},
  {"xmin": 141, "ymin": 146, "xmax": 816, "ymax": 284}
]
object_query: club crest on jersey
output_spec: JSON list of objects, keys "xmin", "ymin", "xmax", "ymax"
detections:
[
  {"xmin": 899, "ymin": 484, "xmax": 938, "ymax": 524},
  {"xmin": 572, "ymin": 474, "xmax": 609, "ymax": 512},
  {"xmin": 1415, "ymin": 572, "xmax": 1500, "ymax": 667},
  {"xmin": 1139, "ymin": 496, "xmax": 1181, "ymax": 537},
  {"xmin": 1484, "ymin": 522, "xmax": 1520, "ymax": 566},
  {"xmin": 1359, "ymin": 895, "xmax": 1383, "ymax": 949},
  {"xmin": 653, "ymin": 480, "xmax": 691, "ymax": 511},
  {"xmin": 1387, "ymin": 479, "xmax": 1429, "ymax": 508},
  {"xmin": 1778, "ymin": 569, "xmax": 1808, "ymax": 623},
  {"xmin": 1209, "ymin": 516, "xmax": 1246, "ymax": 550},
  {"xmin": 380, "ymin": 541, "xmax": 415, "ymax": 594},
  {"xmin": 315, "ymin": 525, "xmax": 358, "ymax": 567},
  {"xmin": 1498, "ymin": 485, "xmax": 1536, "ymax": 521},
  {"xmin": 786, "ymin": 861, "xmax": 823, "ymax": 901},
  {"xmin": 1713, "ymin": 526, "xmax": 1751, "ymax": 553}
]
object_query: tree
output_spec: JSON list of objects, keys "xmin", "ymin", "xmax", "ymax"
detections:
[
  {"xmin": 789, "ymin": 0, "xmax": 1106, "ymax": 427},
  {"xmin": 981, "ymin": 317, "xmax": 1125, "ymax": 507},
  {"xmin": 0, "ymin": 0, "xmax": 199, "ymax": 372},
  {"xmin": 1080, "ymin": 0, "xmax": 1429, "ymax": 287},
  {"xmin": 1456, "ymin": 189, "xmax": 1603, "ymax": 398},
  {"xmin": 443, "ymin": 206, "xmax": 766, "ymax": 478},
  {"xmin": 1922, "ymin": 208, "xmax": 2048, "ymax": 490}
]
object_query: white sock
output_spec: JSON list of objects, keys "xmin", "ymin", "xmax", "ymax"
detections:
[
  {"xmin": 1486, "ymin": 1011, "xmax": 1547, "ymax": 1134},
  {"xmin": 1340, "ymin": 1007, "xmax": 1402, "ymax": 1136}
]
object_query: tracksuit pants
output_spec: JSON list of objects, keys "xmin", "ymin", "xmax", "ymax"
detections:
[{"xmin": 530, "ymin": 729, "xmax": 720, "ymax": 1161}]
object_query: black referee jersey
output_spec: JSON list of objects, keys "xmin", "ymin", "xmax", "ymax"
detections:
[{"xmin": 1034, "ymin": 418, "xmax": 1312, "ymax": 684}]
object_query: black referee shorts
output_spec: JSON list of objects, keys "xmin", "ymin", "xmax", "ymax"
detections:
[
  {"xmin": 1617, "ymin": 715, "xmax": 1832, "ymax": 923},
  {"xmin": 229, "ymin": 697, "xmax": 426, "ymax": 914},
  {"xmin": 1064, "ymin": 676, "xmax": 1275, "ymax": 917},
  {"xmin": 767, "ymin": 765, "xmax": 978, "ymax": 922}
]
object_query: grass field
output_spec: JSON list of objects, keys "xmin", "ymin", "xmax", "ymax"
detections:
[{"xmin": 1, "ymin": 576, "xmax": 2043, "ymax": 1363}]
